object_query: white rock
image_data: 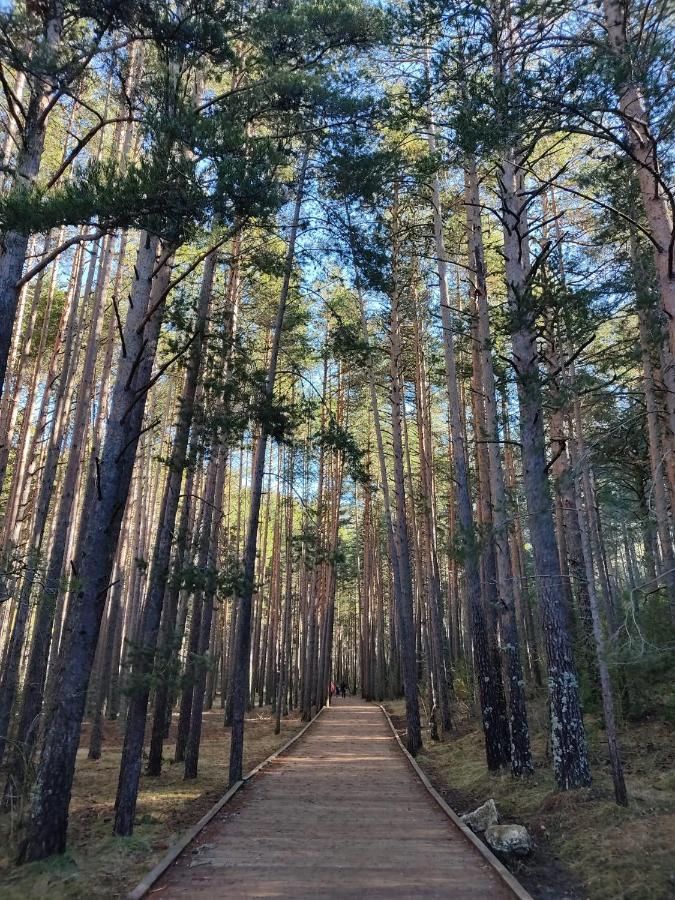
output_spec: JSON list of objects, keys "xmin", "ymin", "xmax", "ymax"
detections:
[
  {"xmin": 461, "ymin": 799, "xmax": 499, "ymax": 833},
  {"xmin": 484, "ymin": 823, "xmax": 533, "ymax": 857}
]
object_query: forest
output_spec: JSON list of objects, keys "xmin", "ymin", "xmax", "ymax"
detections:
[{"xmin": 0, "ymin": 0, "xmax": 673, "ymax": 897}]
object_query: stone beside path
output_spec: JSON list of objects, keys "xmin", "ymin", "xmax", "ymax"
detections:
[{"xmin": 152, "ymin": 699, "xmax": 518, "ymax": 898}]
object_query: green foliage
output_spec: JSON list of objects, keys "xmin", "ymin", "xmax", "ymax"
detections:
[
  {"xmin": 327, "ymin": 319, "xmax": 371, "ymax": 367},
  {"xmin": 318, "ymin": 416, "xmax": 370, "ymax": 486},
  {"xmin": 0, "ymin": 156, "xmax": 204, "ymax": 242},
  {"xmin": 611, "ymin": 598, "xmax": 675, "ymax": 723}
]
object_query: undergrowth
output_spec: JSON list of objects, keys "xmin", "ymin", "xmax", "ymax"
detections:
[
  {"xmin": 0, "ymin": 707, "xmax": 303, "ymax": 899},
  {"xmin": 387, "ymin": 696, "xmax": 674, "ymax": 900}
]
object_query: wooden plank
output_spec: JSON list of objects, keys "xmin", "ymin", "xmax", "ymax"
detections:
[
  {"xmin": 379, "ymin": 703, "xmax": 533, "ymax": 900},
  {"xmin": 151, "ymin": 699, "xmax": 520, "ymax": 898},
  {"xmin": 126, "ymin": 707, "xmax": 325, "ymax": 900}
]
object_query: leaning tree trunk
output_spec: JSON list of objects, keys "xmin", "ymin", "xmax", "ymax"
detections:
[
  {"xmin": 7, "ymin": 228, "xmax": 132, "ymax": 796},
  {"xmin": 113, "ymin": 253, "xmax": 215, "ymax": 835},
  {"xmin": 1, "ymin": 233, "xmax": 114, "ymax": 772},
  {"xmin": 18, "ymin": 233, "xmax": 170, "ymax": 863},
  {"xmin": 0, "ymin": 239, "xmax": 89, "ymax": 767}
]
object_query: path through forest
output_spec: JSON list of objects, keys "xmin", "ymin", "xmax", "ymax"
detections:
[{"xmin": 151, "ymin": 699, "xmax": 521, "ymax": 898}]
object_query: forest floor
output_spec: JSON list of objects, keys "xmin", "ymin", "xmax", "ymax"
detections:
[
  {"xmin": 386, "ymin": 697, "xmax": 675, "ymax": 900},
  {"xmin": 1, "ymin": 698, "xmax": 672, "ymax": 899},
  {"xmin": 0, "ymin": 705, "xmax": 304, "ymax": 899}
]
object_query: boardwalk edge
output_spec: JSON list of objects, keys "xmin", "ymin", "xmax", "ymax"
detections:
[
  {"xmin": 379, "ymin": 704, "xmax": 534, "ymax": 900},
  {"xmin": 126, "ymin": 707, "xmax": 325, "ymax": 900}
]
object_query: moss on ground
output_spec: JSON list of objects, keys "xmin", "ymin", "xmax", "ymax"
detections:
[
  {"xmin": 0, "ymin": 707, "xmax": 303, "ymax": 899},
  {"xmin": 386, "ymin": 698, "xmax": 675, "ymax": 900}
]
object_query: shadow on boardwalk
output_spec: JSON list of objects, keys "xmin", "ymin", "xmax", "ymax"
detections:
[{"xmin": 153, "ymin": 699, "xmax": 517, "ymax": 898}]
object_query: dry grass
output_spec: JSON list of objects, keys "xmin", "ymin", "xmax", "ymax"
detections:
[
  {"xmin": 0, "ymin": 706, "xmax": 304, "ymax": 899},
  {"xmin": 386, "ymin": 698, "xmax": 675, "ymax": 899}
]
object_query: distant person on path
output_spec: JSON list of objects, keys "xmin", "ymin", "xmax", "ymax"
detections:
[
  {"xmin": 329, "ymin": 681, "xmax": 336, "ymax": 701},
  {"xmin": 340, "ymin": 681, "xmax": 347, "ymax": 699}
]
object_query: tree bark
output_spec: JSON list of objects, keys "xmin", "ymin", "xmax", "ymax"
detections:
[
  {"xmin": 18, "ymin": 233, "xmax": 169, "ymax": 862},
  {"xmin": 228, "ymin": 148, "xmax": 308, "ymax": 785},
  {"xmin": 464, "ymin": 159, "xmax": 532, "ymax": 775},
  {"xmin": 113, "ymin": 253, "xmax": 215, "ymax": 834},
  {"xmin": 426, "ymin": 131, "xmax": 510, "ymax": 768},
  {"xmin": 498, "ymin": 153, "xmax": 591, "ymax": 789},
  {"xmin": 386, "ymin": 192, "xmax": 423, "ymax": 755},
  {"xmin": 574, "ymin": 447, "xmax": 628, "ymax": 806}
]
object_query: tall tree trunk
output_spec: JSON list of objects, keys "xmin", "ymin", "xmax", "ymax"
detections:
[
  {"xmin": 0, "ymin": 238, "xmax": 90, "ymax": 766},
  {"xmin": 347, "ymin": 206, "xmax": 404, "ymax": 697},
  {"xmin": 574, "ymin": 450, "xmax": 628, "ymax": 806},
  {"xmin": 228, "ymin": 148, "xmax": 308, "ymax": 785},
  {"xmin": 113, "ymin": 253, "xmax": 215, "ymax": 834},
  {"xmin": 603, "ymin": 0, "xmax": 675, "ymax": 368},
  {"xmin": 275, "ymin": 449, "xmax": 295, "ymax": 734},
  {"xmin": 387, "ymin": 192, "xmax": 422, "ymax": 755},
  {"xmin": 426, "ymin": 129, "xmax": 510, "ymax": 768},
  {"xmin": 498, "ymin": 153, "xmax": 591, "ymax": 790},
  {"xmin": 632, "ymin": 238, "xmax": 675, "ymax": 618},
  {"xmin": 18, "ymin": 233, "xmax": 170, "ymax": 862},
  {"xmin": 411, "ymin": 294, "xmax": 452, "ymax": 733},
  {"xmin": 146, "ymin": 459, "xmax": 196, "ymax": 775},
  {"xmin": 86, "ymin": 565, "xmax": 125, "ymax": 762},
  {"xmin": 184, "ymin": 444, "xmax": 226, "ymax": 778},
  {"xmin": 464, "ymin": 159, "xmax": 532, "ymax": 775}
]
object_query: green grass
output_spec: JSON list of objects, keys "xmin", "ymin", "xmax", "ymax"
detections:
[
  {"xmin": 387, "ymin": 698, "xmax": 675, "ymax": 899},
  {"xmin": 0, "ymin": 707, "xmax": 303, "ymax": 899}
]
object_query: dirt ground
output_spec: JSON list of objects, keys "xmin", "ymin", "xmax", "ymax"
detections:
[
  {"xmin": 0, "ymin": 706, "xmax": 304, "ymax": 899},
  {"xmin": 386, "ymin": 699, "xmax": 675, "ymax": 900}
]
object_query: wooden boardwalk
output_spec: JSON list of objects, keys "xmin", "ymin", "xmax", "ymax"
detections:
[{"xmin": 152, "ymin": 699, "xmax": 519, "ymax": 898}]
